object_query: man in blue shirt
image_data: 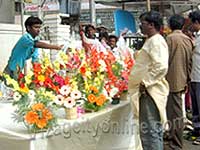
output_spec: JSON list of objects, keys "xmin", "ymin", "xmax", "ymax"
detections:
[{"xmin": 4, "ymin": 16, "xmax": 63, "ymax": 80}]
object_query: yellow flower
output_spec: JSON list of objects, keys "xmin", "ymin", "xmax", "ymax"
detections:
[
  {"xmin": 19, "ymin": 86, "xmax": 29, "ymax": 93},
  {"xmin": 3, "ymin": 74, "xmax": 20, "ymax": 90},
  {"xmin": 25, "ymin": 72, "xmax": 33, "ymax": 85},
  {"xmin": 94, "ymin": 77, "xmax": 101, "ymax": 86},
  {"xmin": 38, "ymin": 75, "xmax": 45, "ymax": 82},
  {"xmin": 70, "ymin": 79, "xmax": 78, "ymax": 90},
  {"xmin": 44, "ymin": 91, "xmax": 56, "ymax": 100},
  {"xmin": 59, "ymin": 51, "xmax": 68, "ymax": 61},
  {"xmin": 85, "ymin": 71, "xmax": 92, "ymax": 79},
  {"xmin": 84, "ymin": 80, "xmax": 90, "ymax": 92},
  {"xmin": 53, "ymin": 61, "xmax": 60, "ymax": 71},
  {"xmin": 0, "ymin": 91, "xmax": 2, "ymax": 97}
]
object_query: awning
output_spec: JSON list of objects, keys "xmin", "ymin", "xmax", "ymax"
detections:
[{"xmin": 95, "ymin": 0, "xmax": 200, "ymax": 14}]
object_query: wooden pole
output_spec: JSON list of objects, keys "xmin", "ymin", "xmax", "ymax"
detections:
[{"xmin": 146, "ymin": 0, "xmax": 151, "ymax": 11}]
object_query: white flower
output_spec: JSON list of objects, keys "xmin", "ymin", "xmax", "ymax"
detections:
[
  {"xmin": 70, "ymin": 90, "xmax": 81, "ymax": 99},
  {"xmin": 109, "ymin": 87, "xmax": 119, "ymax": 98},
  {"xmin": 102, "ymin": 88, "xmax": 109, "ymax": 98},
  {"xmin": 28, "ymin": 90, "xmax": 35, "ymax": 100},
  {"xmin": 59, "ymin": 85, "xmax": 71, "ymax": 96},
  {"xmin": 99, "ymin": 59, "xmax": 107, "ymax": 71},
  {"xmin": 63, "ymin": 97, "xmax": 76, "ymax": 108},
  {"xmin": 13, "ymin": 92, "xmax": 21, "ymax": 101},
  {"xmin": 54, "ymin": 94, "xmax": 65, "ymax": 106}
]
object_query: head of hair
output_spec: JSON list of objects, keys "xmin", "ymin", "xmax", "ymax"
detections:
[
  {"xmin": 189, "ymin": 10, "xmax": 200, "ymax": 23},
  {"xmin": 139, "ymin": 10, "xmax": 163, "ymax": 31},
  {"xmin": 24, "ymin": 16, "xmax": 42, "ymax": 30},
  {"xmin": 84, "ymin": 24, "xmax": 96, "ymax": 38},
  {"xmin": 99, "ymin": 32, "xmax": 109, "ymax": 41},
  {"xmin": 109, "ymin": 35, "xmax": 118, "ymax": 41},
  {"xmin": 168, "ymin": 14, "xmax": 185, "ymax": 30},
  {"xmin": 85, "ymin": 24, "xmax": 95, "ymax": 33}
]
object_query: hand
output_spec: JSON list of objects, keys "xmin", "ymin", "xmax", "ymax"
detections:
[
  {"xmin": 56, "ymin": 44, "xmax": 64, "ymax": 50},
  {"xmin": 79, "ymin": 24, "xmax": 83, "ymax": 32}
]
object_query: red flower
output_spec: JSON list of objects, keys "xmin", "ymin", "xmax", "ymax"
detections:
[{"xmin": 80, "ymin": 66, "xmax": 86, "ymax": 75}]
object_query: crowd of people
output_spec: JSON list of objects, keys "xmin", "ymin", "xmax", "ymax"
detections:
[
  {"xmin": 2, "ymin": 9, "xmax": 200, "ymax": 150},
  {"xmin": 129, "ymin": 10, "xmax": 200, "ymax": 150}
]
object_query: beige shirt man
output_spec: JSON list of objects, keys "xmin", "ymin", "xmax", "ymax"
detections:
[{"xmin": 128, "ymin": 33, "xmax": 169, "ymax": 124}]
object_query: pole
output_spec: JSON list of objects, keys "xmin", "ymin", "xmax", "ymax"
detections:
[
  {"xmin": 89, "ymin": 0, "xmax": 96, "ymax": 25},
  {"xmin": 146, "ymin": 0, "xmax": 151, "ymax": 11},
  {"xmin": 20, "ymin": 0, "xmax": 25, "ymax": 34},
  {"xmin": 21, "ymin": 0, "xmax": 27, "ymax": 75},
  {"xmin": 38, "ymin": 0, "xmax": 42, "ymax": 19}
]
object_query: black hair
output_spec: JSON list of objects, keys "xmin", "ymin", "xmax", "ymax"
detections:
[
  {"xmin": 84, "ymin": 24, "xmax": 96, "ymax": 38},
  {"xmin": 24, "ymin": 16, "xmax": 42, "ymax": 30},
  {"xmin": 99, "ymin": 32, "xmax": 109, "ymax": 41},
  {"xmin": 139, "ymin": 10, "xmax": 163, "ymax": 31},
  {"xmin": 109, "ymin": 35, "xmax": 118, "ymax": 41},
  {"xmin": 189, "ymin": 10, "xmax": 200, "ymax": 23},
  {"xmin": 85, "ymin": 24, "xmax": 95, "ymax": 33},
  {"xmin": 168, "ymin": 14, "xmax": 185, "ymax": 30}
]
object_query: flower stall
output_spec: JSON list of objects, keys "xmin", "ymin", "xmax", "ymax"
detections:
[{"xmin": 0, "ymin": 44, "xmax": 134, "ymax": 133}]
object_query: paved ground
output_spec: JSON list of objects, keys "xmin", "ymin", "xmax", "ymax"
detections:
[{"xmin": 184, "ymin": 139, "xmax": 199, "ymax": 150}]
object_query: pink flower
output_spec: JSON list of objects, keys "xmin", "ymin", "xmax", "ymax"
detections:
[{"xmin": 54, "ymin": 74, "xmax": 65, "ymax": 87}]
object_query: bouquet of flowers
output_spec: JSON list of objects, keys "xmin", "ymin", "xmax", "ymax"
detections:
[
  {"xmin": 2, "ymin": 43, "xmax": 134, "ymax": 132},
  {"xmin": 3, "ymin": 73, "xmax": 57, "ymax": 132}
]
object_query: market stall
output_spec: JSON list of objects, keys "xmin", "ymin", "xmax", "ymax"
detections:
[{"xmin": 0, "ymin": 100, "xmax": 141, "ymax": 150}]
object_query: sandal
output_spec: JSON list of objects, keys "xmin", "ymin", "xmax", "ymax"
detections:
[{"xmin": 193, "ymin": 137, "xmax": 200, "ymax": 145}]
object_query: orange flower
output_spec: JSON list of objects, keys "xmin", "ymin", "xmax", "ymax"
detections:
[
  {"xmin": 45, "ymin": 66, "xmax": 54, "ymax": 76},
  {"xmin": 36, "ymin": 118, "xmax": 47, "ymax": 129},
  {"xmin": 80, "ymin": 66, "xmax": 86, "ymax": 75},
  {"xmin": 64, "ymin": 77, "xmax": 70, "ymax": 85},
  {"xmin": 25, "ymin": 111, "xmax": 39, "ymax": 124},
  {"xmin": 32, "ymin": 103, "xmax": 45, "ymax": 111},
  {"xmin": 42, "ymin": 108, "xmax": 53, "ymax": 121},
  {"xmin": 33, "ymin": 63, "xmax": 42, "ymax": 73},
  {"xmin": 96, "ymin": 94, "xmax": 106, "ymax": 106},
  {"xmin": 99, "ymin": 94, "xmax": 106, "ymax": 102},
  {"xmin": 88, "ymin": 94, "xmax": 97, "ymax": 103},
  {"xmin": 90, "ymin": 86, "xmax": 99, "ymax": 94}
]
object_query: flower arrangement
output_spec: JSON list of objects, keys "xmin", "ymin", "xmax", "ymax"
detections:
[
  {"xmin": 2, "ymin": 43, "xmax": 134, "ymax": 132},
  {"xmin": 3, "ymin": 72, "xmax": 57, "ymax": 132}
]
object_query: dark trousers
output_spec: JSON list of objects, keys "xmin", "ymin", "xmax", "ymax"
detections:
[
  {"xmin": 139, "ymin": 91, "xmax": 163, "ymax": 150},
  {"xmin": 165, "ymin": 92, "xmax": 184, "ymax": 150},
  {"xmin": 3, "ymin": 65, "xmax": 18, "ymax": 80},
  {"xmin": 190, "ymin": 82, "xmax": 200, "ymax": 131}
]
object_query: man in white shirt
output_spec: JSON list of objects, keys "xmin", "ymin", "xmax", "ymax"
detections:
[{"xmin": 128, "ymin": 11, "xmax": 169, "ymax": 150}]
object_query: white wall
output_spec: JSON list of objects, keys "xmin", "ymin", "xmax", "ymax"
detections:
[
  {"xmin": 0, "ymin": 0, "xmax": 15, "ymax": 23},
  {"xmin": 0, "ymin": 23, "xmax": 22, "ymax": 72}
]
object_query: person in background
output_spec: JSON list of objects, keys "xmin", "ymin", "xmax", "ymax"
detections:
[
  {"xmin": 3, "ymin": 16, "xmax": 63, "ymax": 80},
  {"xmin": 128, "ymin": 10, "xmax": 169, "ymax": 150},
  {"xmin": 188, "ymin": 10, "xmax": 200, "ymax": 145},
  {"xmin": 182, "ymin": 18, "xmax": 195, "ymax": 130},
  {"xmin": 164, "ymin": 14, "xmax": 194, "ymax": 150},
  {"xmin": 99, "ymin": 31, "xmax": 110, "ymax": 49},
  {"xmin": 84, "ymin": 24, "xmax": 96, "ymax": 39},
  {"xmin": 108, "ymin": 34, "xmax": 120, "ymax": 57},
  {"xmin": 79, "ymin": 24, "xmax": 107, "ymax": 54},
  {"xmin": 108, "ymin": 35, "xmax": 118, "ymax": 50}
]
